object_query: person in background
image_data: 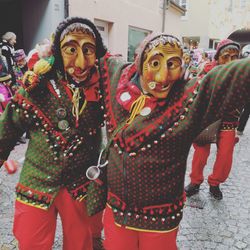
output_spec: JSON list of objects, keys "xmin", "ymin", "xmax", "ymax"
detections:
[
  {"xmin": 183, "ymin": 52, "xmax": 196, "ymax": 80},
  {"xmin": 0, "ymin": 32, "xmax": 17, "ymax": 81},
  {"xmin": 12, "ymin": 49, "xmax": 30, "ymax": 143},
  {"xmin": 197, "ymin": 51, "xmax": 210, "ymax": 75},
  {"xmin": 183, "ymin": 52, "xmax": 191, "ymax": 70},
  {"xmin": 0, "ymin": 17, "xmax": 106, "ymax": 250},
  {"xmin": 0, "ymin": 56, "xmax": 13, "ymax": 114},
  {"xmin": 185, "ymin": 39, "xmax": 241, "ymax": 200},
  {"xmin": 13, "ymin": 49, "xmax": 28, "ymax": 88}
]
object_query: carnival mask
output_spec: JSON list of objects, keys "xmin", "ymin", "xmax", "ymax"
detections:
[
  {"xmin": 140, "ymin": 41, "xmax": 182, "ymax": 99},
  {"xmin": 60, "ymin": 31, "xmax": 96, "ymax": 82},
  {"xmin": 218, "ymin": 48, "xmax": 239, "ymax": 65}
]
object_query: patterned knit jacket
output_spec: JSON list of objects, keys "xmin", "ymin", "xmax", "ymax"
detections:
[
  {"xmin": 0, "ymin": 76, "xmax": 103, "ymax": 210},
  {"xmin": 92, "ymin": 55, "xmax": 250, "ymax": 232}
]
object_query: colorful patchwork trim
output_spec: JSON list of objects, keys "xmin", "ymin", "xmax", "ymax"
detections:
[
  {"xmin": 107, "ymin": 192, "xmax": 186, "ymax": 231},
  {"xmin": 68, "ymin": 182, "xmax": 90, "ymax": 201},
  {"xmin": 221, "ymin": 121, "xmax": 238, "ymax": 130},
  {"xmin": 16, "ymin": 183, "xmax": 54, "ymax": 210}
]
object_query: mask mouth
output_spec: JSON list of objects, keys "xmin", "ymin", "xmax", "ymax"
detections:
[
  {"xmin": 148, "ymin": 81, "xmax": 171, "ymax": 92},
  {"xmin": 161, "ymin": 84, "xmax": 170, "ymax": 91},
  {"xmin": 67, "ymin": 67, "xmax": 91, "ymax": 82}
]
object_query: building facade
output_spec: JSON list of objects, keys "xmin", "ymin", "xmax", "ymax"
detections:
[
  {"xmin": 180, "ymin": 0, "xmax": 250, "ymax": 49},
  {"xmin": 68, "ymin": 0, "xmax": 185, "ymax": 61},
  {"xmin": 3, "ymin": 0, "xmax": 249, "ymax": 59}
]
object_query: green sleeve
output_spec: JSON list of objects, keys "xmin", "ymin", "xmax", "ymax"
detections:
[
  {"xmin": 0, "ymin": 91, "xmax": 28, "ymax": 162},
  {"xmin": 191, "ymin": 58, "xmax": 250, "ymax": 132}
]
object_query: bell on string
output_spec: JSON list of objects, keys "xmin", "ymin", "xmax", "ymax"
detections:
[
  {"xmin": 85, "ymin": 149, "xmax": 108, "ymax": 180},
  {"xmin": 86, "ymin": 165, "xmax": 100, "ymax": 180}
]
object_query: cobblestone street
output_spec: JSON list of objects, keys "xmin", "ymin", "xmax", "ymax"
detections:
[{"xmin": 0, "ymin": 122, "xmax": 250, "ymax": 250}]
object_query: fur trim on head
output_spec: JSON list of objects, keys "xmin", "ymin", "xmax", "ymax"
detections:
[
  {"xmin": 134, "ymin": 33, "xmax": 182, "ymax": 75},
  {"xmin": 53, "ymin": 17, "xmax": 107, "ymax": 74}
]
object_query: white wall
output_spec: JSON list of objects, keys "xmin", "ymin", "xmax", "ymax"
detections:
[
  {"xmin": 68, "ymin": 0, "xmax": 183, "ymax": 58},
  {"xmin": 22, "ymin": 0, "xmax": 65, "ymax": 53}
]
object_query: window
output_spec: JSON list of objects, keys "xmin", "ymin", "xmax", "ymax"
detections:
[
  {"xmin": 240, "ymin": 0, "xmax": 246, "ymax": 8},
  {"xmin": 209, "ymin": 39, "xmax": 220, "ymax": 50},
  {"xmin": 94, "ymin": 19, "xmax": 110, "ymax": 48},
  {"xmin": 179, "ymin": 0, "xmax": 187, "ymax": 9},
  {"xmin": 228, "ymin": 0, "xmax": 233, "ymax": 12},
  {"xmin": 180, "ymin": 0, "xmax": 188, "ymax": 17},
  {"xmin": 127, "ymin": 27, "xmax": 150, "ymax": 62}
]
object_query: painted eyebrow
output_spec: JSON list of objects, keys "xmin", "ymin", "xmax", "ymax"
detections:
[
  {"xmin": 151, "ymin": 52, "xmax": 164, "ymax": 58},
  {"xmin": 61, "ymin": 40, "xmax": 79, "ymax": 49},
  {"xmin": 82, "ymin": 43, "xmax": 96, "ymax": 49},
  {"xmin": 61, "ymin": 41, "xmax": 96, "ymax": 50},
  {"xmin": 168, "ymin": 56, "xmax": 182, "ymax": 61}
]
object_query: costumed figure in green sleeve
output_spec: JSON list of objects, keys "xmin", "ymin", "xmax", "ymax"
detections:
[
  {"xmin": 0, "ymin": 17, "xmax": 106, "ymax": 250},
  {"xmin": 86, "ymin": 33, "xmax": 250, "ymax": 250},
  {"xmin": 185, "ymin": 39, "xmax": 241, "ymax": 200}
]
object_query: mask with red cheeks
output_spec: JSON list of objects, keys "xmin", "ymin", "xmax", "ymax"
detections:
[
  {"xmin": 218, "ymin": 48, "xmax": 239, "ymax": 65},
  {"xmin": 140, "ymin": 40, "xmax": 183, "ymax": 99},
  {"xmin": 60, "ymin": 31, "xmax": 96, "ymax": 82}
]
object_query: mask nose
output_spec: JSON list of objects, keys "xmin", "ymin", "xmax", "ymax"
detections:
[
  {"xmin": 75, "ymin": 51, "xmax": 86, "ymax": 69},
  {"xmin": 155, "ymin": 64, "xmax": 168, "ymax": 83}
]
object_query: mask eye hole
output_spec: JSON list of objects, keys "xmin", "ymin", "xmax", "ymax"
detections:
[
  {"xmin": 82, "ymin": 44, "xmax": 96, "ymax": 56},
  {"xmin": 150, "ymin": 59, "xmax": 160, "ymax": 69},
  {"xmin": 63, "ymin": 46, "xmax": 77, "ymax": 55},
  {"xmin": 70, "ymin": 47, "xmax": 76, "ymax": 53},
  {"xmin": 167, "ymin": 61, "xmax": 174, "ymax": 68},
  {"xmin": 167, "ymin": 58, "xmax": 182, "ymax": 69}
]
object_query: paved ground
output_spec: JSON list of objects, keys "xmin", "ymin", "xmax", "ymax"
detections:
[{"xmin": 0, "ymin": 122, "xmax": 250, "ymax": 250}]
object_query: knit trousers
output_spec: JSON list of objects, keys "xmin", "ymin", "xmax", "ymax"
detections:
[
  {"xmin": 13, "ymin": 188, "xmax": 101, "ymax": 250},
  {"xmin": 103, "ymin": 206, "xmax": 178, "ymax": 250},
  {"xmin": 190, "ymin": 130, "xmax": 236, "ymax": 186}
]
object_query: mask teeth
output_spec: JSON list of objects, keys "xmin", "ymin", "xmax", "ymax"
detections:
[{"xmin": 148, "ymin": 81, "xmax": 157, "ymax": 90}]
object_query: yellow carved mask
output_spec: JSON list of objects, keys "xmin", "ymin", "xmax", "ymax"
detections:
[
  {"xmin": 60, "ymin": 31, "xmax": 96, "ymax": 82},
  {"xmin": 140, "ymin": 42, "xmax": 182, "ymax": 99}
]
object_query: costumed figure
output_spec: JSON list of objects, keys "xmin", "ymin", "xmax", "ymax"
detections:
[
  {"xmin": 0, "ymin": 32, "xmax": 16, "ymax": 81},
  {"xmin": 185, "ymin": 39, "xmax": 241, "ymax": 200},
  {"xmin": 183, "ymin": 52, "xmax": 198, "ymax": 80},
  {"xmin": 86, "ymin": 33, "xmax": 250, "ymax": 250},
  {"xmin": 13, "ymin": 49, "xmax": 28, "ymax": 88},
  {"xmin": 0, "ymin": 17, "xmax": 106, "ymax": 250}
]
